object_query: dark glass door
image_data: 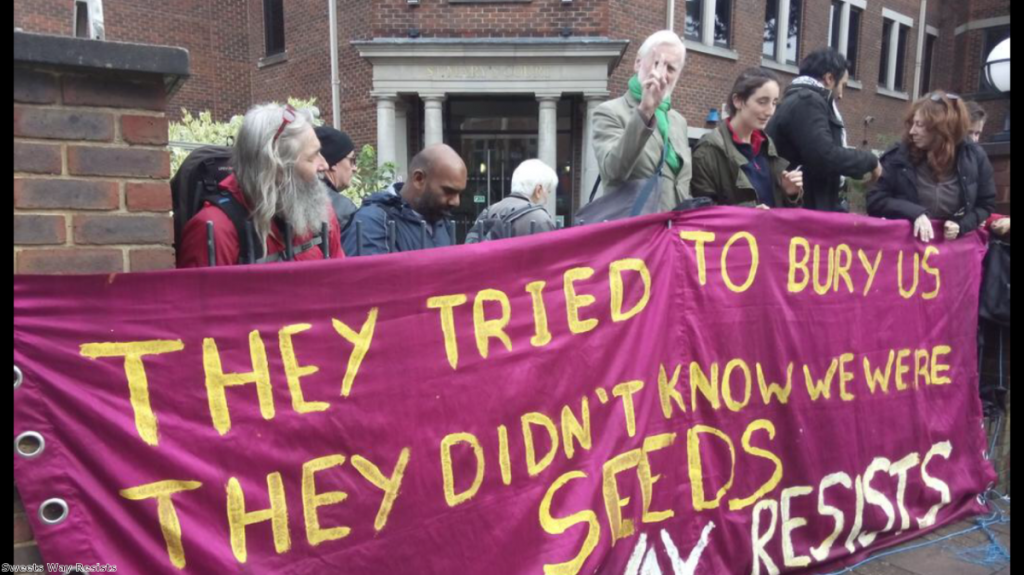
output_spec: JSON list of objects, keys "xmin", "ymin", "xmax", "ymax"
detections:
[
  {"xmin": 444, "ymin": 97, "xmax": 575, "ymax": 243},
  {"xmin": 453, "ymin": 135, "xmax": 538, "ymax": 243}
]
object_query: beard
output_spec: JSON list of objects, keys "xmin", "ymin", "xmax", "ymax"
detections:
[
  {"xmin": 413, "ymin": 191, "xmax": 453, "ymax": 224},
  {"xmin": 278, "ymin": 176, "xmax": 329, "ymax": 238}
]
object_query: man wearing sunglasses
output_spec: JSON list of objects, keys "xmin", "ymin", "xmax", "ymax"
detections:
[{"xmin": 177, "ymin": 104, "xmax": 344, "ymax": 267}]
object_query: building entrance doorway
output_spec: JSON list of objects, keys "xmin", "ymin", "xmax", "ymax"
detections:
[{"xmin": 444, "ymin": 97, "xmax": 575, "ymax": 243}]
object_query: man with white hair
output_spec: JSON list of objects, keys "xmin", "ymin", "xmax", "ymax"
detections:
[
  {"xmin": 592, "ymin": 30, "xmax": 692, "ymax": 212},
  {"xmin": 465, "ymin": 159, "xmax": 558, "ymax": 243},
  {"xmin": 177, "ymin": 103, "xmax": 343, "ymax": 267}
]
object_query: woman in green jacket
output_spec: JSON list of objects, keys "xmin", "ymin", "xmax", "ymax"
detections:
[{"xmin": 692, "ymin": 67, "xmax": 804, "ymax": 208}]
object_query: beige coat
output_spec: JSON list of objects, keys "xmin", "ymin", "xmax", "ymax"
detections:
[{"xmin": 592, "ymin": 91, "xmax": 692, "ymax": 212}]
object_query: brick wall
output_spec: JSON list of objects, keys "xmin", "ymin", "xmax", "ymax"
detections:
[
  {"xmin": 14, "ymin": 0, "xmax": 250, "ymax": 123},
  {"xmin": 947, "ymin": 0, "xmax": 1010, "ymax": 142},
  {"xmin": 248, "ymin": 0, "xmax": 373, "ymax": 143},
  {"xmin": 374, "ymin": 0, "xmax": 609, "ymax": 38},
  {"xmin": 14, "ymin": 0, "xmax": 1012, "ymax": 150},
  {"xmin": 14, "ymin": 71, "xmax": 177, "ymax": 275}
]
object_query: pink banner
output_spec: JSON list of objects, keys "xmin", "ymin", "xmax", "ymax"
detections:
[{"xmin": 14, "ymin": 207, "xmax": 995, "ymax": 574}]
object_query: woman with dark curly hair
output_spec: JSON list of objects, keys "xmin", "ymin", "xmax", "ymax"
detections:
[{"xmin": 868, "ymin": 91, "xmax": 996, "ymax": 242}]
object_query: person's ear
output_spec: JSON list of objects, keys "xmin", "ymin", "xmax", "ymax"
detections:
[
  {"xmin": 823, "ymin": 72, "xmax": 835, "ymax": 90},
  {"xmin": 413, "ymin": 169, "xmax": 427, "ymax": 187}
]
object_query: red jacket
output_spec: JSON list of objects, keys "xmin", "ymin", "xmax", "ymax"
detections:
[{"xmin": 177, "ymin": 175, "xmax": 344, "ymax": 268}]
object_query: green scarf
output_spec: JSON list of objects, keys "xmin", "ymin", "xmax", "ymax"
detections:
[{"xmin": 628, "ymin": 75, "xmax": 682, "ymax": 175}]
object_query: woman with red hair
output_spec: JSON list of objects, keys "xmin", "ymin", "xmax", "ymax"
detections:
[{"xmin": 868, "ymin": 91, "xmax": 996, "ymax": 242}]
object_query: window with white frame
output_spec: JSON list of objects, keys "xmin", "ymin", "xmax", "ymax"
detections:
[
  {"xmin": 763, "ymin": 0, "xmax": 803, "ymax": 66},
  {"xmin": 829, "ymin": 0, "xmax": 865, "ymax": 79},
  {"xmin": 73, "ymin": 0, "xmax": 105, "ymax": 40},
  {"xmin": 685, "ymin": 0, "xmax": 733, "ymax": 49},
  {"xmin": 878, "ymin": 9, "xmax": 914, "ymax": 94}
]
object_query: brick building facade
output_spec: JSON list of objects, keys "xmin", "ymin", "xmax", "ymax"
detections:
[{"xmin": 14, "ymin": 0, "xmax": 1011, "ymax": 230}]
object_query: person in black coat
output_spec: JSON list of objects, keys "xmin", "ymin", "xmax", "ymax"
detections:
[
  {"xmin": 767, "ymin": 48, "xmax": 881, "ymax": 212},
  {"xmin": 315, "ymin": 126, "xmax": 359, "ymax": 232},
  {"xmin": 868, "ymin": 91, "xmax": 996, "ymax": 242}
]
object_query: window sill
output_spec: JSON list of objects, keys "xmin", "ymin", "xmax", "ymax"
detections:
[
  {"xmin": 877, "ymin": 87, "xmax": 910, "ymax": 101},
  {"xmin": 683, "ymin": 40, "xmax": 739, "ymax": 62},
  {"xmin": 760, "ymin": 58, "xmax": 800, "ymax": 76},
  {"xmin": 258, "ymin": 51, "xmax": 289, "ymax": 69},
  {"xmin": 847, "ymin": 79, "xmax": 863, "ymax": 91}
]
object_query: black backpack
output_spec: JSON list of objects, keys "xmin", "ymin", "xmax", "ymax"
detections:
[
  {"xmin": 980, "ymin": 239, "xmax": 1010, "ymax": 327},
  {"xmin": 465, "ymin": 198, "xmax": 548, "ymax": 243},
  {"xmin": 170, "ymin": 146, "xmax": 265, "ymax": 264}
]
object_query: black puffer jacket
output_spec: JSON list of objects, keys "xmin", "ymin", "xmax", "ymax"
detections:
[
  {"xmin": 867, "ymin": 141, "xmax": 996, "ymax": 236},
  {"xmin": 767, "ymin": 81, "xmax": 879, "ymax": 212}
]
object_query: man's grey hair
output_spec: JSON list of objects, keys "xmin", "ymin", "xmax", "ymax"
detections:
[
  {"xmin": 637, "ymin": 30, "xmax": 686, "ymax": 61},
  {"xmin": 511, "ymin": 160, "xmax": 560, "ymax": 200},
  {"xmin": 233, "ymin": 103, "xmax": 317, "ymax": 246}
]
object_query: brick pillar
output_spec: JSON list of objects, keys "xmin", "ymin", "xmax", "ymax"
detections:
[
  {"xmin": 14, "ymin": 32, "xmax": 189, "ymax": 275},
  {"xmin": 13, "ymin": 31, "xmax": 188, "ymax": 566}
]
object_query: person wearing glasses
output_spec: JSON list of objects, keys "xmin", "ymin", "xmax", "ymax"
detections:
[
  {"xmin": 177, "ymin": 103, "xmax": 343, "ymax": 267},
  {"xmin": 315, "ymin": 126, "xmax": 359, "ymax": 232},
  {"xmin": 868, "ymin": 91, "xmax": 996, "ymax": 243}
]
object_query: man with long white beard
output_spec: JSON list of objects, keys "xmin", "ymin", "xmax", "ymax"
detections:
[{"xmin": 177, "ymin": 103, "xmax": 344, "ymax": 267}]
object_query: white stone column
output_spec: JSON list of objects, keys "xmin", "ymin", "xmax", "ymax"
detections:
[
  {"xmin": 887, "ymin": 20, "xmax": 901, "ymax": 91},
  {"xmin": 394, "ymin": 101, "xmax": 409, "ymax": 181},
  {"xmin": 374, "ymin": 94, "xmax": 397, "ymax": 168},
  {"xmin": 701, "ymin": 0, "xmax": 715, "ymax": 47},
  {"xmin": 423, "ymin": 94, "xmax": 446, "ymax": 147},
  {"xmin": 581, "ymin": 94, "xmax": 607, "ymax": 207},
  {"xmin": 837, "ymin": 1, "xmax": 852, "ymax": 57},
  {"xmin": 776, "ymin": 0, "xmax": 791, "ymax": 64},
  {"xmin": 537, "ymin": 94, "xmax": 560, "ymax": 218},
  {"xmin": 912, "ymin": 1, "xmax": 929, "ymax": 99}
]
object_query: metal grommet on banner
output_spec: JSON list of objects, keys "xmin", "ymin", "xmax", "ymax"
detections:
[
  {"xmin": 38, "ymin": 498, "xmax": 69, "ymax": 526},
  {"xmin": 15, "ymin": 431, "xmax": 45, "ymax": 459},
  {"xmin": 14, "ymin": 365, "xmax": 23, "ymax": 390}
]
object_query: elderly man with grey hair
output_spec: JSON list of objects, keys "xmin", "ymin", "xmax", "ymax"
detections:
[
  {"xmin": 465, "ymin": 159, "xmax": 559, "ymax": 243},
  {"xmin": 592, "ymin": 30, "xmax": 692, "ymax": 212},
  {"xmin": 177, "ymin": 103, "xmax": 343, "ymax": 267}
]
